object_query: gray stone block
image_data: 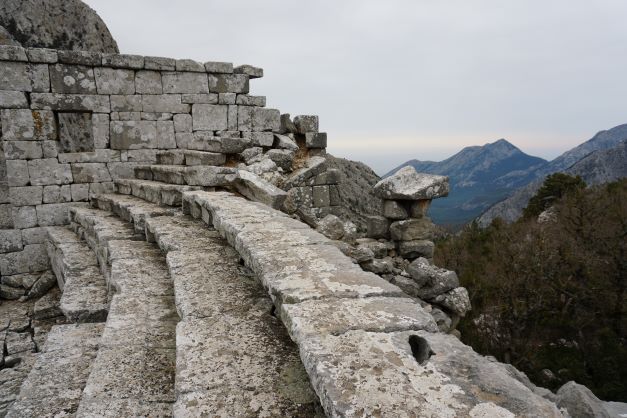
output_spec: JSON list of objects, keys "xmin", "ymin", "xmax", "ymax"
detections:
[
  {"xmin": 204, "ymin": 61, "xmax": 233, "ymax": 73},
  {"xmin": 26, "ymin": 48, "xmax": 58, "ymax": 63},
  {"xmin": 42, "ymin": 140, "xmax": 60, "ymax": 158},
  {"xmin": 0, "ymin": 45, "xmax": 27, "ymax": 61},
  {"xmin": 6, "ymin": 160, "xmax": 29, "ymax": 186},
  {"xmin": 71, "ymin": 184, "xmax": 90, "ymax": 201},
  {"xmin": 227, "ymin": 105, "xmax": 238, "ymax": 131},
  {"xmin": 50, "ymin": 64, "xmax": 96, "ymax": 94},
  {"xmin": 192, "ymin": 104, "xmax": 228, "ymax": 131},
  {"xmin": 390, "ymin": 218, "xmax": 434, "ymax": 241},
  {"xmin": 135, "ymin": 70, "xmax": 163, "ymax": 94},
  {"xmin": 0, "ymin": 230, "xmax": 22, "ymax": 253},
  {"xmin": 173, "ymin": 113, "xmax": 192, "ymax": 132},
  {"xmin": 398, "ymin": 239, "xmax": 434, "ymax": 259},
  {"xmin": 238, "ymin": 107, "xmax": 280, "ymax": 131},
  {"xmin": 58, "ymin": 112, "xmax": 95, "ymax": 152},
  {"xmin": 366, "ymin": 215, "xmax": 390, "ymax": 239},
  {"xmin": 57, "ymin": 149, "xmax": 120, "ymax": 164},
  {"xmin": 176, "ymin": 59, "xmax": 205, "ymax": 72},
  {"xmin": 208, "ymin": 74, "xmax": 249, "ymax": 93},
  {"xmin": 12, "ymin": 205, "xmax": 38, "ymax": 228},
  {"xmin": 236, "ymin": 95, "xmax": 266, "ymax": 106},
  {"xmin": 383, "ymin": 200, "xmax": 409, "ymax": 220},
  {"xmin": 9, "ymin": 186, "xmax": 43, "ymax": 206},
  {"xmin": 0, "ymin": 62, "xmax": 31, "ymax": 91},
  {"xmin": 218, "ymin": 93, "xmax": 236, "ymax": 105},
  {"xmin": 162, "ymin": 72, "xmax": 209, "ymax": 93},
  {"xmin": 111, "ymin": 95, "xmax": 143, "ymax": 112},
  {"xmin": 43, "ymin": 185, "xmax": 72, "ymax": 203},
  {"xmin": 142, "ymin": 94, "xmax": 189, "ymax": 113},
  {"xmin": 30, "ymin": 64, "xmax": 51, "ymax": 92},
  {"xmin": 28, "ymin": 159, "xmax": 73, "ymax": 185},
  {"xmin": 36, "ymin": 203, "xmax": 81, "ymax": 226},
  {"xmin": 141, "ymin": 112, "xmax": 172, "ymax": 121},
  {"xmin": 157, "ymin": 121, "xmax": 177, "ymax": 149},
  {"xmin": 145, "ymin": 56, "xmax": 176, "ymax": 71},
  {"xmin": 111, "ymin": 121, "xmax": 157, "ymax": 150},
  {"xmin": 30, "ymin": 93, "xmax": 110, "ymax": 112},
  {"xmin": 58, "ymin": 50, "xmax": 101, "ymax": 66},
  {"xmin": 305, "ymin": 132, "xmax": 327, "ymax": 148},
  {"xmin": 0, "ymin": 109, "xmax": 57, "ymax": 140},
  {"xmin": 94, "ymin": 67, "xmax": 135, "ymax": 94},
  {"xmin": 3, "ymin": 141, "xmax": 43, "ymax": 159},
  {"xmin": 374, "ymin": 166, "xmax": 449, "ymax": 200},
  {"xmin": 102, "ymin": 53, "xmax": 145, "ymax": 69},
  {"xmin": 294, "ymin": 115, "xmax": 319, "ymax": 133},
  {"xmin": 71, "ymin": 163, "xmax": 112, "ymax": 183},
  {"xmin": 234, "ymin": 64, "xmax": 263, "ymax": 79},
  {"xmin": 0, "ymin": 90, "xmax": 28, "ymax": 108},
  {"xmin": 312, "ymin": 185, "xmax": 331, "ymax": 207},
  {"xmin": 0, "ymin": 204, "xmax": 13, "ymax": 228},
  {"xmin": 22, "ymin": 227, "xmax": 48, "ymax": 244},
  {"xmin": 181, "ymin": 93, "xmax": 218, "ymax": 104}
]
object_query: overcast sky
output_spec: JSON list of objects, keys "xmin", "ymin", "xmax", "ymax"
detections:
[{"xmin": 85, "ymin": 0, "xmax": 627, "ymax": 174}]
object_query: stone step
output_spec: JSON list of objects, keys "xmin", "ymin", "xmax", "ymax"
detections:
[
  {"xmin": 87, "ymin": 192, "xmax": 322, "ymax": 415},
  {"xmin": 182, "ymin": 190, "xmax": 563, "ymax": 417},
  {"xmin": 46, "ymin": 226, "xmax": 108, "ymax": 323},
  {"xmin": 92, "ymin": 193, "xmax": 178, "ymax": 233},
  {"xmin": 115, "ymin": 178, "xmax": 205, "ymax": 206},
  {"xmin": 156, "ymin": 149, "xmax": 227, "ymax": 166},
  {"xmin": 134, "ymin": 164, "xmax": 236, "ymax": 187},
  {"xmin": 68, "ymin": 206, "xmax": 177, "ymax": 416},
  {"xmin": 6, "ymin": 323, "xmax": 104, "ymax": 418}
]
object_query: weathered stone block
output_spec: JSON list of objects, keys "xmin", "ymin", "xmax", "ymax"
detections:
[
  {"xmin": 0, "ymin": 62, "xmax": 31, "ymax": 91},
  {"xmin": 234, "ymin": 64, "xmax": 263, "ymax": 79},
  {"xmin": 236, "ymin": 94, "xmax": 266, "ymax": 106},
  {"xmin": 383, "ymin": 200, "xmax": 409, "ymax": 220},
  {"xmin": 94, "ymin": 67, "xmax": 135, "ymax": 94},
  {"xmin": 218, "ymin": 92, "xmax": 236, "ymax": 105},
  {"xmin": 208, "ymin": 73, "xmax": 249, "ymax": 93},
  {"xmin": 36, "ymin": 203, "xmax": 79, "ymax": 226},
  {"xmin": 141, "ymin": 112, "xmax": 172, "ymax": 121},
  {"xmin": 3, "ymin": 140, "xmax": 43, "ymax": 159},
  {"xmin": 0, "ymin": 45, "xmax": 27, "ymax": 61},
  {"xmin": 294, "ymin": 115, "xmax": 319, "ymax": 134},
  {"xmin": 398, "ymin": 240, "xmax": 435, "ymax": 259},
  {"xmin": 312, "ymin": 185, "xmax": 331, "ymax": 207},
  {"xmin": 251, "ymin": 132, "xmax": 274, "ymax": 147},
  {"xmin": 366, "ymin": 215, "xmax": 390, "ymax": 239},
  {"xmin": 110, "ymin": 121, "xmax": 157, "ymax": 150},
  {"xmin": 0, "ymin": 230, "xmax": 22, "ymax": 253},
  {"xmin": 116, "ymin": 111, "xmax": 141, "ymax": 121},
  {"xmin": 156, "ymin": 121, "xmax": 176, "ymax": 149},
  {"xmin": 6, "ymin": 160, "xmax": 29, "ymax": 186},
  {"xmin": 173, "ymin": 114, "xmax": 192, "ymax": 132},
  {"xmin": 12, "ymin": 205, "xmax": 37, "ymax": 228},
  {"xmin": 58, "ymin": 50, "xmax": 101, "ymax": 66},
  {"xmin": 102, "ymin": 53, "xmax": 145, "ymax": 69},
  {"xmin": 389, "ymin": 218, "xmax": 434, "ymax": 241},
  {"xmin": 176, "ymin": 59, "xmax": 205, "ymax": 72},
  {"xmin": 30, "ymin": 93, "xmax": 110, "ymax": 112},
  {"xmin": 238, "ymin": 107, "xmax": 280, "ymax": 131},
  {"xmin": 305, "ymin": 132, "xmax": 327, "ymax": 148},
  {"xmin": 227, "ymin": 105, "xmax": 238, "ymax": 131},
  {"xmin": 374, "ymin": 166, "xmax": 449, "ymax": 200},
  {"xmin": 30, "ymin": 64, "xmax": 50, "ymax": 92},
  {"xmin": 71, "ymin": 163, "xmax": 112, "ymax": 183},
  {"xmin": 0, "ymin": 90, "xmax": 28, "ymax": 108},
  {"xmin": 162, "ymin": 72, "xmax": 209, "ymax": 93},
  {"xmin": 58, "ymin": 112, "xmax": 95, "ymax": 152},
  {"xmin": 21, "ymin": 227, "xmax": 48, "ymax": 244},
  {"xmin": 181, "ymin": 93, "xmax": 218, "ymax": 104},
  {"xmin": 43, "ymin": 185, "xmax": 72, "ymax": 203},
  {"xmin": 28, "ymin": 159, "xmax": 73, "ymax": 185},
  {"xmin": 42, "ymin": 140, "xmax": 59, "ymax": 157},
  {"xmin": 204, "ymin": 61, "xmax": 233, "ymax": 73},
  {"xmin": 135, "ymin": 70, "xmax": 163, "ymax": 94},
  {"xmin": 145, "ymin": 56, "xmax": 176, "ymax": 71},
  {"xmin": 9, "ymin": 186, "xmax": 43, "ymax": 206},
  {"xmin": 192, "ymin": 104, "xmax": 228, "ymax": 131},
  {"xmin": 0, "ymin": 109, "xmax": 57, "ymax": 140},
  {"xmin": 71, "ymin": 183, "xmax": 90, "ymax": 201},
  {"xmin": 26, "ymin": 48, "xmax": 58, "ymax": 63},
  {"xmin": 92, "ymin": 113, "xmax": 110, "ymax": 149},
  {"xmin": 50, "ymin": 64, "xmax": 96, "ymax": 94},
  {"xmin": 142, "ymin": 94, "xmax": 189, "ymax": 113},
  {"xmin": 0, "ymin": 204, "xmax": 13, "ymax": 228},
  {"xmin": 111, "ymin": 95, "xmax": 143, "ymax": 112}
]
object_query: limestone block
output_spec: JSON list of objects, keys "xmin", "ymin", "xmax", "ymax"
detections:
[
  {"xmin": 0, "ymin": 90, "xmax": 28, "ymax": 108},
  {"xmin": 12, "ymin": 205, "xmax": 37, "ymax": 228},
  {"xmin": 236, "ymin": 94, "xmax": 266, "ymax": 106},
  {"xmin": 279, "ymin": 113, "xmax": 297, "ymax": 134},
  {"xmin": 135, "ymin": 70, "xmax": 163, "ymax": 94},
  {"xmin": 0, "ymin": 45, "xmax": 27, "ymax": 61},
  {"xmin": 142, "ymin": 94, "xmax": 190, "ymax": 113},
  {"xmin": 266, "ymin": 149, "xmax": 294, "ymax": 171},
  {"xmin": 111, "ymin": 95, "xmax": 142, "ymax": 112},
  {"xmin": 312, "ymin": 185, "xmax": 331, "ymax": 207},
  {"xmin": 3, "ymin": 141, "xmax": 43, "ymax": 159},
  {"xmin": 141, "ymin": 112, "xmax": 172, "ymax": 121},
  {"xmin": 365, "ymin": 215, "xmax": 389, "ymax": 239},
  {"xmin": 383, "ymin": 200, "xmax": 409, "ymax": 220},
  {"xmin": 204, "ymin": 61, "xmax": 233, "ymax": 73},
  {"xmin": 432, "ymin": 287, "xmax": 471, "ymax": 316},
  {"xmin": 36, "ymin": 203, "xmax": 81, "ymax": 226},
  {"xmin": 0, "ymin": 204, "xmax": 13, "ymax": 228},
  {"xmin": 389, "ymin": 218, "xmax": 434, "ymax": 241},
  {"xmin": 274, "ymin": 134, "xmax": 299, "ymax": 151},
  {"xmin": 9, "ymin": 186, "xmax": 42, "ymax": 206},
  {"xmin": 329, "ymin": 185, "xmax": 340, "ymax": 206},
  {"xmin": 71, "ymin": 163, "xmax": 112, "ymax": 183},
  {"xmin": 208, "ymin": 74, "xmax": 249, "ymax": 94},
  {"xmin": 374, "ymin": 166, "xmax": 449, "ymax": 200},
  {"xmin": 406, "ymin": 257, "xmax": 459, "ymax": 300},
  {"xmin": 0, "ymin": 229, "xmax": 22, "ymax": 253},
  {"xmin": 30, "ymin": 93, "xmax": 110, "ymax": 112},
  {"xmin": 145, "ymin": 56, "xmax": 176, "ymax": 71},
  {"xmin": 94, "ymin": 67, "xmax": 135, "ymax": 94},
  {"xmin": 30, "ymin": 64, "xmax": 51, "ymax": 92},
  {"xmin": 116, "ymin": 111, "xmax": 141, "ymax": 121},
  {"xmin": 102, "ymin": 53, "xmax": 145, "ymax": 69},
  {"xmin": 0, "ymin": 62, "xmax": 31, "ymax": 91},
  {"xmin": 42, "ymin": 140, "xmax": 60, "ymax": 158},
  {"xmin": 57, "ymin": 149, "xmax": 120, "ymax": 164},
  {"xmin": 156, "ymin": 121, "xmax": 176, "ymax": 149},
  {"xmin": 5, "ymin": 331, "xmax": 35, "ymax": 354},
  {"xmin": 192, "ymin": 104, "xmax": 228, "ymax": 131},
  {"xmin": 314, "ymin": 169, "xmax": 340, "ymax": 186},
  {"xmin": 49, "ymin": 64, "xmax": 96, "ymax": 94},
  {"xmin": 176, "ymin": 59, "xmax": 205, "ymax": 72},
  {"xmin": 28, "ymin": 159, "xmax": 73, "ymax": 185},
  {"xmin": 305, "ymin": 132, "xmax": 327, "ymax": 148},
  {"xmin": 238, "ymin": 107, "xmax": 280, "ymax": 131},
  {"xmin": 0, "ymin": 109, "xmax": 57, "ymax": 140},
  {"xmin": 26, "ymin": 48, "xmax": 58, "ymax": 64},
  {"xmin": 398, "ymin": 239, "xmax": 434, "ymax": 259},
  {"xmin": 227, "ymin": 105, "xmax": 238, "ymax": 131},
  {"xmin": 218, "ymin": 93, "xmax": 236, "ymax": 105},
  {"xmin": 110, "ymin": 121, "xmax": 157, "ymax": 150},
  {"xmin": 173, "ymin": 114, "xmax": 192, "ymax": 132},
  {"xmin": 294, "ymin": 115, "xmax": 319, "ymax": 134},
  {"xmin": 0, "ymin": 244, "xmax": 49, "ymax": 275},
  {"xmin": 43, "ymin": 185, "xmax": 72, "ymax": 203},
  {"xmin": 181, "ymin": 93, "xmax": 218, "ymax": 104},
  {"xmin": 71, "ymin": 183, "xmax": 90, "ymax": 201},
  {"xmin": 234, "ymin": 170, "xmax": 287, "ymax": 209},
  {"xmin": 162, "ymin": 72, "xmax": 209, "ymax": 93},
  {"xmin": 58, "ymin": 112, "xmax": 94, "ymax": 152},
  {"xmin": 58, "ymin": 51, "xmax": 101, "ymax": 66},
  {"xmin": 6, "ymin": 160, "xmax": 29, "ymax": 186},
  {"xmin": 234, "ymin": 64, "xmax": 263, "ymax": 79}
]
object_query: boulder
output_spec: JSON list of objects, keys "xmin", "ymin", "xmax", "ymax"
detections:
[
  {"xmin": 398, "ymin": 239, "xmax": 434, "ymax": 259},
  {"xmin": 406, "ymin": 257, "xmax": 459, "ymax": 299},
  {"xmin": 0, "ymin": 0, "xmax": 118, "ymax": 52},
  {"xmin": 374, "ymin": 166, "xmax": 449, "ymax": 200},
  {"xmin": 383, "ymin": 200, "xmax": 409, "ymax": 220},
  {"xmin": 432, "ymin": 287, "xmax": 471, "ymax": 316},
  {"xmin": 389, "ymin": 218, "xmax": 434, "ymax": 241},
  {"xmin": 316, "ymin": 214, "xmax": 345, "ymax": 240},
  {"xmin": 556, "ymin": 381, "xmax": 611, "ymax": 418}
]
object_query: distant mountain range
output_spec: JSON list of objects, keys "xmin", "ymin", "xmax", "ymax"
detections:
[{"xmin": 386, "ymin": 124, "xmax": 627, "ymax": 226}]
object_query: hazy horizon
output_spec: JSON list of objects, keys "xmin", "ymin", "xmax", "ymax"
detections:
[{"xmin": 84, "ymin": 0, "xmax": 627, "ymax": 174}]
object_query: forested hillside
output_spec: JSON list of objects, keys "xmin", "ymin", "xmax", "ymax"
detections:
[{"xmin": 435, "ymin": 175, "xmax": 627, "ymax": 401}]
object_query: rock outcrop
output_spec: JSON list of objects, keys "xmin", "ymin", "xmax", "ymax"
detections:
[{"xmin": 0, "ymin": 0, "xmax": 118, "ymax": 52}]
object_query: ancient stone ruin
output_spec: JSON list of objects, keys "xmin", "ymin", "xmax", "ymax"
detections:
[{"xmin": 0, "ymin": 7, "xmax": 610, "ymax": 417}]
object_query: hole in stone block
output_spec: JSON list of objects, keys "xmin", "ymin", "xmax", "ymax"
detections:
[
  {"xmin": 58, "ymin": 111, "xmax": 95, "ymax": 153},
  {"xmin": 270, "ymin": 304, "xmax": 277, "ymax": 317},
  {"xmin": 409, "ymin": 335, "xmax": 434, "ymax": 365}
]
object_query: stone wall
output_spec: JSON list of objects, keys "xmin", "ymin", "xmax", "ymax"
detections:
[{"xmin": 0, "ymin": 44, "xmax": 328, "ymax": 284}]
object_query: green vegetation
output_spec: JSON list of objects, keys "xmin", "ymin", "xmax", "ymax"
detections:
[{"xmin": 435, "ymin": 176, "xmax": 627, "ymax": 401}]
